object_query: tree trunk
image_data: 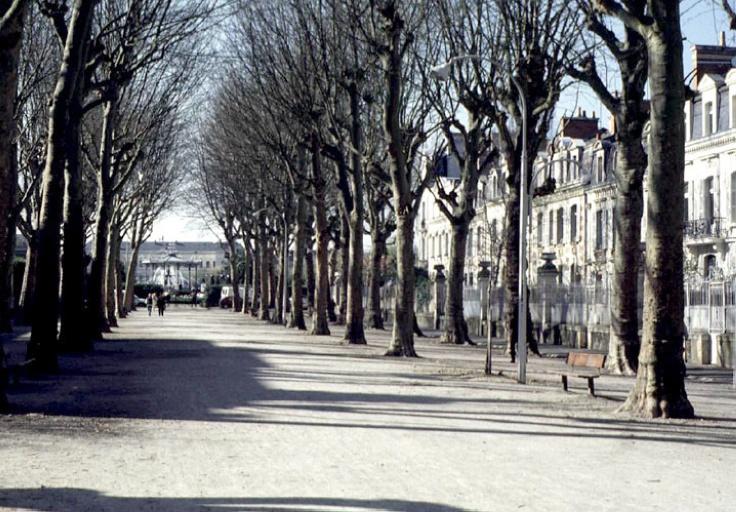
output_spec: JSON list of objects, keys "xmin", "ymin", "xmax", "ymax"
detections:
[
  {"xmin": 310, "ymin": 134, "xmax": 330, "ymax": 335},
  {"xmin": 268, "ymin": 244, "xmax": 276, "ymax": 308},
  {"xmin": 29, "ymin": 0, "xmax": 98, "ymax": 371},
  {"xmin": 386, "ymin": 214, "xmax": 416, "ymax": 356},
  {"xmin": 0, "ymin": 0, "xmax": 25, "ymax": 333},
  {"xmin": 58, "ymin": 47, "xmax": 88, "ymax": 351},
  {"xmin": 608, "ymin": 136, "xmax": 645, "ymax": 375},
  {"xmin": 259, "ymin": 234, "xmax": 270, "ymax": 321},
  {"xmin": 276, "ymin": 237, "xmax": 285, "ymax": 324},
  {"xmin": 105, "ymin": 225, "xmax": 120, "ymax": 328},
  {"xmin": 305, "ymin": 246, "xmax": 315, "ymax": 314},
  {"xmin": 344, "ymin": 209, "xmax": 366, "ymax": 343},
  {"xmin": 227, "ymin": 237, "xmax": 240, "ymax": 312},
  {"xmin": 241, "ymin": 243, "xmax": 251, "ymax": 313},
  {"xmin": 327, "ymin": 242, "xmax": 338, "ymax": 323},
  {"xmin": 619, "ymin": 6, "xmax": 694, "ymax": 418},
  {"xmin": 368, "ymin": 226, "xmax": 385, "ymax": 330},
  {"xmin": 18, "ymin": 236, "xmax": 37, "ymax": 325},
  {"xmin": 337, "ymin": 214, "xmax": 349, "ymax": 326},
  {"xmin": 442, "ymin": 222, "xmax": 472, "ymax": 344},
  {"xmin": 123, "ymin": 242, "xmax": 141, "ymax": 314},
  {"xmin": 251, "ymin": 239, "xmax": 260, "ymax": 316},
  {"xmin": 502, "ymin": 188, "xmax": 539, "ymax": 361},
  {"xmin": 289, "ymin": 194, "xmax": 307, "ymax": 329},
  {"xmin": 88, "ymin": 98, "xmax": 117, "ymax": 338}
]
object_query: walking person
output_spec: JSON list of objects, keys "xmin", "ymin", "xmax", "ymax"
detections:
[
  {"xmin": 146, "ymin": 293, "xmax": 153, "ymax": 316},
  {"xmin": 191, "ymin": 288, "xmax": 198, "ymax": 308},
  {"xmin": 157, "ymin": 292, "xmax": 167, "ymax": 317}
]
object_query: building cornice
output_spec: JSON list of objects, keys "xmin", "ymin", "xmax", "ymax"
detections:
[{"xmin": 686, "ymin": 130, "xmax": 736, "ymax": 155}]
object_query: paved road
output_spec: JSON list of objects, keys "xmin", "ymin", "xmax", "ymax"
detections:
[{"xmin": 1, "ymin": 309, "xmax": 735, "ymax": 511}]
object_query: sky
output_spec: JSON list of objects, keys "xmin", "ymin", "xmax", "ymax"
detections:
[{"xmin": 151, "ymin": 1, "xmax": 734, "ymax": 243}]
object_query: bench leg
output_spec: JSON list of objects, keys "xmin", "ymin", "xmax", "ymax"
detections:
[
  {"xmin": 561, "ymin": 375, "xmax": 568, "ymax": 392},
  {"xmin": 587, "ymin": 377, "xmax": 595, "ymax": 396}
]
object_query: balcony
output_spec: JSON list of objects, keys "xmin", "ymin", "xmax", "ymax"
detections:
[{"xmin": 684, "ymin": 217, "xmax": 725, "ymax": 244}]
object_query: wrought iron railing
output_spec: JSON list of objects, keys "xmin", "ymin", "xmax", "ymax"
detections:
[{"xmin": 684, "ymin": 217, "xmax": 724, "ymax": 239}]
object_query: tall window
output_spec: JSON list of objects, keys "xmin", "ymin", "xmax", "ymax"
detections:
[
  {"xmin": 556, "ymin": 208, "xmax": 564, "ymax": 244},
  {"xmin": 477, "ymin": 226, "xmax": 482, "ymax": 254},
  {"xmin": 537, "ymin": 212, "xmax": 543, "ymax": 246},
  {"xmin": 468, "ymin": 229, "xmax": 474, "ymax": 257},
  {"xmin": 548, "ymin": 210, "xmax": 554, "ymax": 243},
  {"xmin": 705, "ymin": 101, "xmax": 714, "ymax": 136},
  {"xmin": 570, "ymin": 205, "xmax": 578, "ymax": 242},
  {"xmin": 684, "ymin": 182, "xmax": 689, "ymax": 222},
  {"xmin": 597, "ymin": 155, "xmax": 604, "ymax": 183},
  {"xmin": 595, "ymin": 210, "xmax": 604, "ymax": 250},
  {"xmin": 731, "ymin": 173, "xmax": 736, "ymax": 222},
  {"xmin": 444, "ymin": 233, "xmax": 449, "ymax": 256},
  {"xmin": 704, "ymin": 177, "xmax": 714, "ymax": 222}
]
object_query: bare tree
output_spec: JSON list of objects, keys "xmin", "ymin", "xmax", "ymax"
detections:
[
  {"xmin": 478, "ymin": 0, "xmax": 578, "ymax": 362},
  {"xmin": 567, "ymin": 1, "xmax": 648, "ymax": 375},
  {"xmin": 363, "ymin": 0, "xmax": 437, "ymax": 356},
  {"xmin": 0, "ymin": 0, "xmax": 28, "ymax": 334},
  {"xmin": 595, "ymin": 0, "xmax": 693, "ymax": 418},
  {"xmin": 28, "ymin": 0, "xmax": 99, "ymax": 371}
]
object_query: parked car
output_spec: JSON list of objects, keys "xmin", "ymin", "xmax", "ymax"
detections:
[{"xmin": 134, "ymin": 296, "xmax": 147, "ymax": 307}]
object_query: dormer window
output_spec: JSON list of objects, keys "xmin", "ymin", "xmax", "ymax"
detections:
[
  {"xmin": 705, "ymin": 101, "xmax": 714, "ymax": 136},
  {"xmin": 596, "ymin": 154, "xmax": 604, "ymax": 183}
]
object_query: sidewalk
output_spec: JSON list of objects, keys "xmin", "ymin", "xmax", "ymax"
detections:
[{"xmin": 1, "ymin": 309, "xmax": 735, "ymax": 512}]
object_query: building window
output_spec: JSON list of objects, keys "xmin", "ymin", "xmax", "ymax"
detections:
[
  {"xmin": 597, "ymin": 155, "xmax": 604, "ymax": 183},
  {"xmin": 705, "ymin": 101, "xmax": 714, "ymax": 136},
  {"xmin": 477, "ymin": 227, "xmax": 482, "ymax": 254},
  {"xmin": 704, "ymin": 177, "xmax": 714, "ymax": 221},
  {"xmin": 468, "ymin": 229, "xmax": 474, "ymax": 257},
  {"xmin": 444, "ymin": 233, "xmax": 449, "ymax": 257},
  {"xmin": 596, "ymin": 210, "xmax": 604, "ymax": 250},
  {"xmin": 556, "ymin": 208, "xmax": 564, "ymax": 244},
  {"xmin": 537, "ymin": 212, "xmax": 543, "ymax": 246},
  {"xmin": 548, "ymin": 210, "xmax": 554, "ymax": 243},
  {"xmin": 570, "ymin": 205, "xmax": 577, "ymax": 242},
  {"xmin": 684, "ymin": 182, "xmax": 689, "ymax": 222},
  {"xmin": 731, "ymin": 173, "xmax": 736, "ymax": 222}
]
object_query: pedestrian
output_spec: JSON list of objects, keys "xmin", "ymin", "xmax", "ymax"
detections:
[
  {"xmin": 191, "ymin": 288, "xmax": 198, "ymax": 308},
  {"xmin": 157, "ymin": 292, "xmax": 166, "ymax": 317},
  {"xmin": 146, "ymin": 293, "xmax": 153, "ymax": 316}
]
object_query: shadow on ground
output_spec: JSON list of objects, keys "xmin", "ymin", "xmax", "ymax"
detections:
[
  {"xmin": 3, "ymin": 311, "xmax": 736, "ymax": 449},
  {"xmin": 0, "ymin": 488, "xmax": 469, "ymax": 512}
]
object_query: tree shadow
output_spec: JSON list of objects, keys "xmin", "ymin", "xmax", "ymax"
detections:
[
  {"xmin": 0, "ymin": 488, "xmax": 470, "ymax": 512},
  {"xmin": 3, "ymin": 311, "xmax": 736, "ymax": 450}
]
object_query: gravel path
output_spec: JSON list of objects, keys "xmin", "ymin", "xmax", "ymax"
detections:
[{"xmin": 1, "ymin": 308, "xmax": 735, "ymax": 512}]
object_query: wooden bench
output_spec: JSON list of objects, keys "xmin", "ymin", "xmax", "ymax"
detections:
[{"xmin": 559, "ymin": 352, "xmax": 606, "ymax": 396}]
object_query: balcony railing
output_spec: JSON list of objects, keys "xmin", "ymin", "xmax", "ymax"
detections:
[{"xmin": 684, "ymin": 217, "xmax": 724, "ymax": 240}]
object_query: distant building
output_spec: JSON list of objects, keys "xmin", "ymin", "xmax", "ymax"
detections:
[{"xmin": 120, "ymin": 240, "xmax": 230, "ymax": 288}]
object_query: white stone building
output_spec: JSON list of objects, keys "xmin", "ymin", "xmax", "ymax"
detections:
[{"xmin": 416, "ymin": 41, "xmax": 736, "ymax": 289}]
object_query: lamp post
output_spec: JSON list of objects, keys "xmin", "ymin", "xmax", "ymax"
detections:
[{"xmin": 431, "ymin": 54, "xmax": 529, "ymax": 383}]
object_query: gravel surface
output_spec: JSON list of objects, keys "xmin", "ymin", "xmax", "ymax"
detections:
[{"xmin": 1, "ymin": 308, "xmax": 734, "ymax": 512}]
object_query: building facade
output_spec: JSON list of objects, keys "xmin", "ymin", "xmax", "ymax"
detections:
[{"xmin": 417, "ymin": 42, "xmax": 736, "ymax": 288}]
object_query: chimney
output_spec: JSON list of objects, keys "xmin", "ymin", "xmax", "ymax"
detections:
[
  {"xmin": 582, "ymin": 110, "xmax": 587, "ymax": 118},
  {"xmin": 720, "ymin": 31, "xmax": 726, "ymax": 47},
  {"xmin": 577, "ymin": 107, "xmax": 583, "ymax": 117}
]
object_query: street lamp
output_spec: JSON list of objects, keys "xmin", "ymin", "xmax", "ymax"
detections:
[{"xmin": 432, "ymin": 54, "xmax": 529, "ymax": 383}]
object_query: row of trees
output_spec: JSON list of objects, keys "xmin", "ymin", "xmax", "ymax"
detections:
[
  {"xmin": 189, "ymin": 0, "xmax": 697, "ymax": 418},
  {"xmin": 0, "ymin": 0, "xmax": 211, "ymax": 410},
  {"xmin": 0, "ymin": 0, "xmax": 711, "ymax": 419}
]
